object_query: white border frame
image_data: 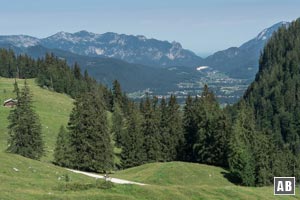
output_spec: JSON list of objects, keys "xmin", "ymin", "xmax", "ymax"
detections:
[{"xmin": 274, "ymin": 177, "xmax": 295, "ymax": 195}]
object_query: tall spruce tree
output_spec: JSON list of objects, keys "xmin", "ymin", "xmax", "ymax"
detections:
[
  {"xmin": 165, "ymin": 95, "xmax": 184, "ymax": 161},
  {"xmin": 53, "ymin": 126, "xmax": 70, "ymax": 167},
  {"xmin": 141, "ymin": 96, "xmax": 162, "ymax": 162},
  {"xmin": 228, "ymin": 102, "xmax": 256, "ymax": 186},
  {"xmin": 252, "ymin": 130, "xmax": 274, "ymax": 186},
  {"xmin": 112, "ymin": 80, "xmax": 123, "ymax": 107},
  {"xmin": 193, "ymin": 85, "xmax": 229, "ymax": 166},
  {"xmin": 112, "ymin": 102, "xmax": 124, "ymax": 148},
  {"xmin": 182, "ymin": 95, "xmax": 198, "ymax": 162},
  {"xmin": 67, "ymin": 90, "xmax": 113, "ymax": 172},
  {"xmin": 7, "ymin": 80, "xmax": 44, "ymax": 160},
  {"xmin": 120, "ymin": 103, "xmax": 146, "ymax": 168},
  {"xmin": 159, "ymin": 97, "xmax": 170, "ymax": 161}
]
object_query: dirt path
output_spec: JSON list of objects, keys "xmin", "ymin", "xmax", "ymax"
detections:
[{"xmin": 66, "ymin": 169, "xmax": 147, "ymax": 186}]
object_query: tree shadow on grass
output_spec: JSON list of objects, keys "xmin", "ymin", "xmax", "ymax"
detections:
[{"xmin": 221, "ymin": 171, "xmax": 241, "ymax": 185}]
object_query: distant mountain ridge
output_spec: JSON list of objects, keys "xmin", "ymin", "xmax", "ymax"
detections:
[
  {"xmin": 0, "ymin": 31, "xmax": 202, "ymax": 68},
  {"xmin": 200, "ymin": 21, "xmax": 290, "ymax": 79},
  {"xmin": 0, "ymin": 35, "xmax": 39, "ymax": 48},
  {"xmin": 0, "ymin": 21, "xmax": 291, "ymax": 80},
  {"xmin": 0, "ymin": 20, "xmax": 293, "ymax": 97},
  {"xmin": 0, "ymin": 44, "xmax": 199, "ymax": 93}
]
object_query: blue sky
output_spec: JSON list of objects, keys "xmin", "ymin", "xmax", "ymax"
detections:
[{"xmin": 0, "ymin": 0, "xmax": 299, "ymax": 56}]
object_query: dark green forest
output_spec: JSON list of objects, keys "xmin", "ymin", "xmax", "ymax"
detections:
[
  {"xmin": 238, "ymin": 19, "xmax": 300, "ymax": 186},
  {"xmin": 2, "ymin": 18, "xmax": 300, "ymax": 187}
]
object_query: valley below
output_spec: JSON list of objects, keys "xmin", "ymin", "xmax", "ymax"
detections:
[{"xmin": 127, "ymin": 66, "xmax": 251, "ymax": 105}]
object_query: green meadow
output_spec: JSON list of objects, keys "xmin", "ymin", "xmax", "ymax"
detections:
[{"xmin": 0, "ymin": 77, "xmax": 298, "ymax": 199}]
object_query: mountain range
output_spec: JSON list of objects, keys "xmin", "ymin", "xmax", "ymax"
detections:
[
  {"xmin": 0, "ymin": 21, "xmax": 289, "ymax": 77},
  {"xmin": 0, "ymin": 20, "xmax": 291, "ymax": 101},
  {"xmin": 0, "ymin": 31, "xmax": 202, "ymax": 68}
]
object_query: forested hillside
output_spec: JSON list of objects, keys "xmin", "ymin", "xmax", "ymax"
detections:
[{"xmin": 229, "ymin": 19, "xmax": 300, "ymax": 186}]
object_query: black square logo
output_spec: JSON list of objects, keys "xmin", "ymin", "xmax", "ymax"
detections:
[{"xmin": 274, "ymin": 177, "xmax": 295, "ymax": 195}]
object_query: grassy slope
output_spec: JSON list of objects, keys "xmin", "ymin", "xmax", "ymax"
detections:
[
  {"xmin": 0, "ymin": 153, "xmax": 298, "ymax": 200},
  {"xmin": 0, "ymin": 152, "xmax": 138, "ymax": 200},
  {"xmin": 0, "ymin": 77, "xmax": 298, "ymax": 199},
  {"xmin": 0, "ymin": 78, "xmax": 73, "ymax": 161},
  {"xmin": 115, "ymin": 162, "xmax": 299, "ymax": 200}
]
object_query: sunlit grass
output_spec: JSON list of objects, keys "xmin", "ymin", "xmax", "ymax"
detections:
[
  {"xmin": 0, "ymin": 77, "xmax": 297, "ymax": 199},
  {"xmin": 0, "ymin": 77, "xmax": 73, "ymax": 161}
]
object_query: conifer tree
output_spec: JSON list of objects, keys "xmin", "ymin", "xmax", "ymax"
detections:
[
  {"xmin": 182, "ymin": 95, "xmax": 197, "ymax": 162},
  {"xmin": 141, "ymin": 96, "xmax": 162, "ymax": 162},
  {"xmin": 67, "ymin": 90, "xmax": 113, "ymax": 172},
  {"xmin": 112, "ymin": 80, "xmax": 123, "ymax": 107},
  {"xmin": 165, "ymin": 95, "xmax": 184, "ymax": 161},
  {"xmin": 159, "ymin": 97, "xmax": 170, "ymax": 161},
  {"xmin": 53, "ymin": 126, "xmax": 70, "ymax": 167},
  {"xmin": 73, "ymin": 62, "xmax": 82, "ymax": 80},
  {"xmin": 228, "ymin": 102, "xmax": 255, "ymax": 186},
  {"xmin": 112, "ymin": 102, "xmax": 125, "ymax": 148},
  {"xmin": 252, "ymin": 130, "xmax": 274, "ymax": 186},
  {"xmin": 7, "ymin": 80, "xmax": 44, "ymax": 160},
  {"xmin": 120, "ymin": 103, "xmax": 146, "ymax": 168},
  {"xmin": 193, "ymin": 85, "xmax": 229, "ymax": 166}
]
